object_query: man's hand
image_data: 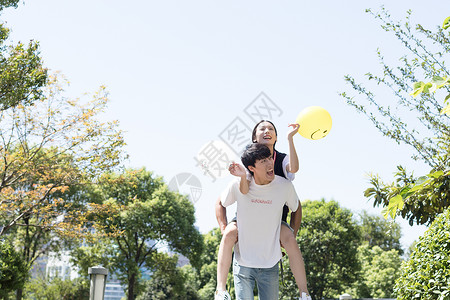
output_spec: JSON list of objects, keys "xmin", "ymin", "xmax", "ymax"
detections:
[{"xmin": 229, "ymin": 162, "xmax": 246, "ymax": 178}]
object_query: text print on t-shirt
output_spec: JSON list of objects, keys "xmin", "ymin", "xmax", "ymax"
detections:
[{"xmin": 251, "ymin": 199, "xmax": 272, "ymax": 205}]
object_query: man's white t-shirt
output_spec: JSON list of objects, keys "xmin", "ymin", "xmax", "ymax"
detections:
[{"xmin": 220, "ymin": 175, "xmax": 299, "ymax": 268}]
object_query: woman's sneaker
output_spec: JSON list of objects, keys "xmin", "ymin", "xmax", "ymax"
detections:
[
  {"xmin": 214, "ymin": 290, "xmax": 231, "ymax": 300},
  {"xmin": 301, "ymin": 292, "xmax": 312, "ymax": 300}
]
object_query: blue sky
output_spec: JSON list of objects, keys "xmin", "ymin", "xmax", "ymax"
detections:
[{"xmin": 3, "ymin": 0, "xmax": 448, "ymax": 249}]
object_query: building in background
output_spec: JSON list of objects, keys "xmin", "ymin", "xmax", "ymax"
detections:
[
  {"xmin": 46, "ymin": 251, "xmax": 79, "ymax": 280},
  {"xmin": 44, "ymin": 251, "xmax": 127, "ymax": 299},
  {"xmin": 104, "ymin": 275, "xmax": 126, "ymax": 300}
]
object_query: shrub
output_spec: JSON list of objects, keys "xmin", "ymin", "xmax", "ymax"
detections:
[
  {"xmin": 395, "ymin": 208, "xmax": 450, "ymax": 299},
  {"xmin": 0, "ymin": 241, "xmax": 28, "ymax": 298}
]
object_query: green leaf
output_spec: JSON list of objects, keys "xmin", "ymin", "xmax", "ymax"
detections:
[
  {"xmin": 399, "ymin": 186, "xmax": 411, "ymax": 197},
  {"xmin": 382, "ymin": 207, "xmax": 390, "ymax": 219},
  {"xmin": 391, "ymin": 194, "xmax": 404, "ymax": 209},
  {"xmin": 416, "ymin": 176, "xmax": 429, "ymax": 184},
  {"xmin": 410, "ymin": 81, "xmax": 425, "ymax": 97},
  {"xmin": 422, "ymin": 82, "xmax": 433, "ymax": 94},
  {"xmin": 441, "ymin": 102, "xmax": 450, "ymax": 116},
  {"xmin": 428, "ymin": 170, "xmax": 444, "ymax": 179},
  {"xmin": 443, "ymin": 16, "xmax": 450, "ymax": 30},
  {"xmin": 432, "ymin": 75, "xmax": 444, "ymax": 82},
  {"xmin": 389, "ymin": 206, "xmax": 397, "ymax": 219},
  {"xmin": 428, "ymin": 83, "xmax": 438, "ymax": 93},
  {"xmin": 385, "ymin": 194, "xmax": 404, "ymax": 220},
  {"xmin": 409, "ymin": 184, "xmax": 424, "ymax": 193},
  {"xmin": 432, "ymin": 76, "xmax": 449, "ymax": 89},
  {"xmin": 410, "ymin": 78, "xmax": 449, "ymax": 97},
  {"xmin": 445, "ymin": 93, "xmax": 450, "ymax": 102},
  {"xmin": 412, "ymin": 81, "xmax": 424, "ymax": 90}
]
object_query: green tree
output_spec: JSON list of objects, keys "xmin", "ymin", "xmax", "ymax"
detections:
[
  {"xmin": 410, "ymin": 15, "xmax": 450, "ymax": 116},
  {"xmin": 23, "ymin": 276, "xmax": 89, "ymax": 300},
  {"xmin": 1, "ymin": 179, "xmax": 96, "ymax": 300},
  {"xmin": 280, "ymin": 200, "xmax": 361, "ymax": 300},
  {"xmin": 89, "ymin": 168, "xmax": 204, "ymax": 300},
  {"xmin": 358, "ymin": 210, "xmax": 403, "ymax": 255},
  {"xmin": 0, "ymin": 74, "xmax": 126, "ymax": 237},
  {"xmin": 0, "ymin": 1, "xmax": 47, "ymax": 111},
  {"xmin": 197, "ymin": 228, "xmax": 227, "ymax": 299},
  {"xmin": 405, "ymin": 240, "xmax": 418, "ymax": 258},
  {"xmin": 137, "ymin": 253, "xmax": 200, "ymax": 300},
  {"xmin": 395, "ymin": 208, "xmax": 450, "ymax": 299},
  {"xmin": 183, "ymin": 228, "xmax": 235, "ymax": 300},
  {"xmin": 353, "ymin": 243, "xmax": 402, "ymax": 298},
  {"xmin": 0, "ymin": 0, "xmax": 20, "ymax": 11},
  {"xmin": 1, "ymin": 218, "xmax": 64, "ymax": 300},
  {"xmin": 69, "ymin": 240, "xmax": 115, "ymax": 278},
  {"xmin": 340, "ymin": 8, "xmax": 450, "ymax": 226},
  {"xmin": 0, "ymin": 75, "xmax": 126, "ymax": 299},
  {"xmin": 0, "ymin": 3, "xmax": 122, "ymax": 299},
  {"xmin": 0, "ymin": 241, "xmax": 28, "ymax": 300}
]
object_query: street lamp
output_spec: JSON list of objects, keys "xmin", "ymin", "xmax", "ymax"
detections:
[{"xmin": 88, "ymin": 266, "xmax": 108, "ymax": 300}]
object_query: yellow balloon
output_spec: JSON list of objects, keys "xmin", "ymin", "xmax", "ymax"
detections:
[{"xmin": 295, "ymin": 106, "xmax": 332, "ymax": 140}]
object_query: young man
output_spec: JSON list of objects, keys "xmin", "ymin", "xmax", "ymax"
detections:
[{"xmin": 217, "ymin": 143, "xmax": 302, "ymax": 300}]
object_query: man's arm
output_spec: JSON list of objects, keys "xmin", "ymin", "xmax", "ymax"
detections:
[
  {"xmin": 289, "ymin": 201, "xmax": 302, "ymax": 236},
  {"xmin": 229, "ymin": 162, "xmax": 249, "ymax": 194},
  {"xmin": 215, "ymin": 197, "xmax": 228, "ymax": 234}
]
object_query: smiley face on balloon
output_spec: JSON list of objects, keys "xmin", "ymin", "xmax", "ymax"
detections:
[{"xmin": 295, "ymin": 106, "xmax": 332, "ymax": 140}]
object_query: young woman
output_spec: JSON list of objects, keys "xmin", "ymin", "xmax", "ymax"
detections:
[{"xmin": 215, "ymin": 120, "xmax": 311, "ymax": 300}]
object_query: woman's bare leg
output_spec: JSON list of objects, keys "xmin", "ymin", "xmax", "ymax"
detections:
[
  {"xmin": 280, "ymin": 224, "xmax": 309, "ymax": 297},
  {"xmin": 216, "ymin": 222, "xmax": 238, "ymax": 291}
]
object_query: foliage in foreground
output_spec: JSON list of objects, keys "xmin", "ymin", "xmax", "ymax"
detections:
[
  {"xmin": 23, "ymin": 276, "xmax": 89, "ymax": 300},
  {"xmin": 395, "ymin": 207, "xmax": 450, "ymax": 300},
  {"xmin": 340, "ymin": 8, "xmax": 450, "ymax": 226},
  {"xmin": 0, "ymin": 241, "xmax": 28, "ymax": 298}
]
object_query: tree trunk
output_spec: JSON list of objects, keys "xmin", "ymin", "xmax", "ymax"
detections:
[
  {"xmin": 128, "ymin": 273, "xmax": 136, "ymax": 300},
  {"xmin": 16, "ymin": 288, "xmax": 23, "ymax": 300}
]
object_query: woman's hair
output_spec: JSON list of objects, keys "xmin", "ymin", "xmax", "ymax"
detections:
[{"xmin": 251, "ymin": 120, "xmax": 278, "ymax": 149}]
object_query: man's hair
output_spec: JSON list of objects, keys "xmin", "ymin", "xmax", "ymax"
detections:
[{"xmin": 241, "ymin": 143, "xmax": 272, "ymax": 176}]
